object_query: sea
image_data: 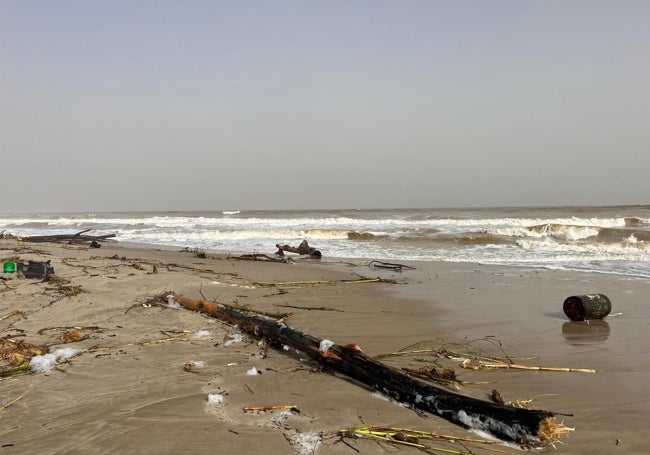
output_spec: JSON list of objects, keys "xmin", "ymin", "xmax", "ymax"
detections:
[{"xmin": 2, "ymin": 205, "xmax": 650, "ymax": 280}]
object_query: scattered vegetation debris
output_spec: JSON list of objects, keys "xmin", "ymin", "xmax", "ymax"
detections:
[
  {"xmin": 42, "ymin": 275, "xmax": 86, "ymax": 298},
  {"xmin": 0, "ymin": 310, "xmax": 23, "ymax": 322},
  {"xmin": 336, "ymin": 425, "xmax": 513, "ymax": 455},
  {"xmin": 1, "ymin": 338, "xmax": 47, "ymax": 377},
  {"xmin": 252, "ymin": 275, "xmax": 396, "ymax": 288},
  {"xmin": 183, "ymin": 360, "xmax": 206, "ymax": 373}
]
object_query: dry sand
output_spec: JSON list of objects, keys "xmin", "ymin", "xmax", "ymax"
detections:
[{"xmin": 1, "ymin": 240, "xmax": 649, "ymax": 454}]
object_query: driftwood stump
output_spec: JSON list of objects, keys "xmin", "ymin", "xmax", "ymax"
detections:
[{"xmin": 275, "ymin": 240, "xmax": 321, "ymax": 259}]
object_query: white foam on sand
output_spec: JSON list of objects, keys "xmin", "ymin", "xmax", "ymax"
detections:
[
  {"xmin": 224, "ymin": 333, "xmax": 244, "ymax": 346},
  {"xmin": 29, "ymin": 348, "xmax": 83, "ymax": 373},
  {"xmin": 246, "ymin": 366, "xmax": 260, "ymax": 376},
  {"xmin": 207, "ymin": 393, "xmax": 223, "ymax": 404},
  {"xmin": 192, "ymin": 330, "xmax": 211, "ymax": 339},
  {"xmin": 283, "ymin": 431, "xmax": 322, "ymax": 455},
  {"xmin": 165, "ymin": 294, "xmax": 181, "ymax": 308},
  {"xmin": 318, "ymin": 339, "xmax": 335, "ymax": 354}
]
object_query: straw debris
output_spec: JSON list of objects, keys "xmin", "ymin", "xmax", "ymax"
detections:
[
  {"xmin": 336, "ymin": 424, "xmax": 515, "ymax": 454},
  {"xmin": 0, "ymin": 338, "xmax": 47, "ymax": 377}
]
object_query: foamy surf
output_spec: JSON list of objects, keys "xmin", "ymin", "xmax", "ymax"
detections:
[{"xmin": 2, "ymin": 205, "xmax": 650, "ymax": 278}]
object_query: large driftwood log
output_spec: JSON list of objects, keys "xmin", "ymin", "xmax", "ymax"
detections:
[
  {"xmin": 168, "ymin": 292, "xmax": 563, "ymax": 443},
  {"xmin": 275, "ymin": 240, "xmax": 321, "ymax": 259},
  {"xmin": 20, "ymin": 229, "xmax": 116, "ymax": 246}
]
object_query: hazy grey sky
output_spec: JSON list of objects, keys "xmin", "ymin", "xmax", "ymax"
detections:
[{"xmin": 2, "ymin": 1, "xmax": 649, "ymax": 213}]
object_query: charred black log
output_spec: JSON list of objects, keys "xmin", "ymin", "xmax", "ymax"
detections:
[
  {"xmin": 168, "ymin": 293, "xmax": 562, "ymax": 443},
  {"xmin": 275, "ymin": 240, "xmax": 321, "ymax": 259}
]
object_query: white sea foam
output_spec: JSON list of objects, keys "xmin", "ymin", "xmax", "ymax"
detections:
[
  {"xmin": 318, "ymin": 339, "xmax": 335, "ymax": 354},
  {"xmin": 207, "ymin": 393, "xmax": 223, "ymax": 404},
  {"xmin": 224, "ymin": 333, "xmax": 244, "ymax": 346},
  {"xmin": 29, "ymin": 348, "xmax": 83, "ymax": 373},
  {"xmin": 246, "ymin": 366, "xmax": 260, "ymax": 375},
  {"xmin": 283, "ymin": 431, "xmax": 322, "ymax": 455}
]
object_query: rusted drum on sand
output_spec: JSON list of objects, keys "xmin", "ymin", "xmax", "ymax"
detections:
[{"xmin": 563, "ymin": 294, "xmax": 611, "ymax": 321}]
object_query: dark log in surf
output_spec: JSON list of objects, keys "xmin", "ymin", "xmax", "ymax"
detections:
[{"xmin": 167, "ymin": 292, "xmax": 565, "ymax": 443}]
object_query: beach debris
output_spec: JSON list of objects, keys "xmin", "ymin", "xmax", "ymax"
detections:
[
  {"xmin": 43, "ymin": 274, "xmax": 86, "ymax": 297},
  {"xmin": 167, "ymin": 292, "xmax": 571, "ymax": 444},
  {"xmin": 183, "ymin": 360, "xmax": 206, "ymax": 373},
  {"xmin": 166, "ymin": 294, "xmax": 181, "ymax": 308},
  {"xmin": 258, "ymin": 337, "xmax": 270, "ymax": 358},
  {"xmin": 28, "ymin": 347, "xmax": 83, "ymax": 373},
  {"xmin": 401, "ymin": 366, "xmax": 461, "ymax": 388},
  {"xmin": 366, "ymin": 260, "xmax": 416, "ymax": 272},
  {"xmin": 252, "ymin": 275, "xmax": 396, "ymax": 288},
  {"xmin": 275, "ymin": 302, "xmax": 343, "ymax": 312},
  {"xmin": 224, "ymin": 333, "xmax": 244, "ymax": 346},
  {"xmin": 1, "ymin": 338, "xmax": 47, "ymax": 377},
  {"xmin": 377, "ymin": 337, "xmax": 596, "ymax": 375},
  {"xmin": 0, "ymin": 395, "xmax": 24, "ymax": 412},
  {"xmin": 37, "ymin": 325, "xmax": 107, "ymax": 343},
  {"xmin": 15, "ymin": 229, "xmax": 116, "ymax": 246},
  {"xmin": 282, "ymin": 429, "xmax": 322, "ymax": 455},
  {"xmin": 88, "ymin": 334, "xmax": 214, "ymax": 353},
  {"xmin": 0, "ymin": 310, "xmax": 23, "ymax": 321},
  {"xmin": 191, "ymin": 329, "xmax": 211, "ymax": 339},
  {"xmin": 459, "ymin": 358, "xmax": 596, "ymax": 374},
  {"xmin": 336, "ymin": 424, "xmax": 514, "ymax": 454},
  {"xmin": 246, "ymin": 366, "xmax": 261, "ymax": 375},
  {"xmin": 243, "ymin": 404, "xmax": 300, "ymax": 413},
  {"xmin": 491, "ymin": 389, "xmax": 505, "ymax": 405},
  {"xmin": 488, "ymin": 391, "xmax": 551, "ymax": 410},
  {"xmin": 207, "ymin": 393, "xmax": 224, "ymax": 404},
  {"xmin": 563, "ymin": 294, "xmax": 611, "ymax": 321},
  {"xmin": 275, "ymin": 240, "xmax": 322, "ymax": 259},
  {"xmin": 211, "ymin": 301, "xmax": 291, "ymax": 320},
  {"xmin": 2, "ymin": 260, "xmax": 55, "ymax": 279},
  {"xmin": 230, "ymin": 253, "xmax": 294, "ymax": 263}
]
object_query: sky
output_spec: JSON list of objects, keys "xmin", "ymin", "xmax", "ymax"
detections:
[{"xmin": 1, "ymin": 1, "xmax": 649, "ymax": 213}]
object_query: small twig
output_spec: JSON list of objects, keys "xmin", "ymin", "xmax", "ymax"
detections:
[
  {"xmin": 0, "ymin": 395, "xmax": 24, "ymax": 412},
  {"xmin": 276, "ymin": 303, "xmax": 344, "ymax": 312},
  {"xmin": 0, "ymin": 310, "xmax": 23, "ymax": 321}
]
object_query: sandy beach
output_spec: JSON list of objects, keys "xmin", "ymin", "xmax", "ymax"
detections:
[{"xmin": 1, "ymin": 239, "xmax": 649, "ymax": 454}]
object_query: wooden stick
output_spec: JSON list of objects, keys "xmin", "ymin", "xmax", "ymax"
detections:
[{"xmin": 459, "ymin": 358, "xmax": 596, "ymax": 374}]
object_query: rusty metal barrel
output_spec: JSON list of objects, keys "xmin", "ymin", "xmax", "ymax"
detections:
[{"xmin": 563, "ymin": 294, "xmax": 611, "ymax": 321}]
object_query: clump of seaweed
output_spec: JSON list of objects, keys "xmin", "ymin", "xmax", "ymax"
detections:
[
  {"xmin": 0, "ymin": 338, "xmax": 47, "ymax": 377},
  {"xmin": 43, "ymin": 274, "xmax": 86, "ymax": 297}
]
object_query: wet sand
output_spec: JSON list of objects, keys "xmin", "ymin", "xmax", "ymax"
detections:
[{"xmin": 1, "ymin": 240, "xmax": 648, "ymax": 454}]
